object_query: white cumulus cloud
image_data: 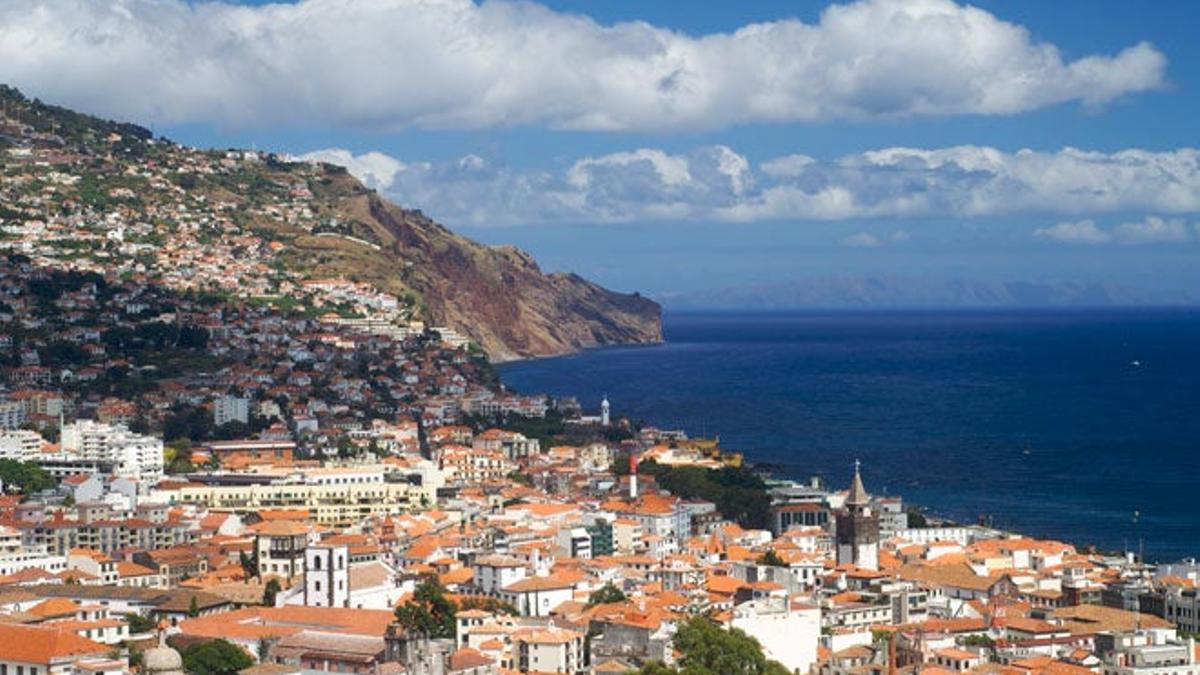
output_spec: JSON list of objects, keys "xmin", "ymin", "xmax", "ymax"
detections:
[
  {"xmin": 1035, "ymin": 216, "xmax": 1192, "ymax": 245},
  {"xmin": 842, "ymin": 232, "xmax": 883, "ymax": 247},
  {"xmin": 841, "ymin": 230, "xmax": 910, "ymax": 247},
  {"xmin": 1034, "ymin": 220, "xmax": 1113, "ymax": 244},
  {"xmin": 297, "ymin": 149, "xmax": 405, "ymax": 191},
  {"xmin": 1113, "ymin": 216, "xmax": 1191, "ymax": 244},
  {"xmin": 0, "ymin": 0, "xmax": 1168, "ymax": 132},
  {"xmin": 304, "ymin": 144, "xmax": 1200, "ymax": 227}
]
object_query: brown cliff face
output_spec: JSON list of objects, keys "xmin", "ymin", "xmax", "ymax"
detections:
[{"xmin": 300, "ymin": 170, "xmax": 663, "ymax": 361}]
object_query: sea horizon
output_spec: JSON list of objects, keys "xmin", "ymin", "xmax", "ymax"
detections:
[{"xmin": 502, "ymin": 306, "xmax": 1200, "ymax": 563}]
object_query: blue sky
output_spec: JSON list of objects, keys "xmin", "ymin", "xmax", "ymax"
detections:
[{"xmin": 2, "ymin": 0, "xmax": 1198, "ymax": 299}]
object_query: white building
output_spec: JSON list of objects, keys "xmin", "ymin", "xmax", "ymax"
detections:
[
  {"xmin": 876, "ymin": 497, "xmax": 908, "ymax": 538},
  {"xmin": 502, "ymin": 577, "xmax": 575, "ymax": 617},
  {"xmin": 213, "ymin": 395, "xmax": 250, "ymax": 427},
  {"xmin": 896, "ymin": 526, "xmax": 997, "ymax": 547},
  {"xmin": 58, "ymin": 420, "xmax": 164, "ymax": 487},
  {"xmin": 555, "ymin": 527, "xmax": 592, "ymax": 559},
  {"xmin": 0, "ymin": 525, "xmax": 68, "ymax": 577},
  {"xmin": 0, "ymin": 400, "xmax": 26, "ymax": 430},
  {"xmin": 516, "ymin": 626, "xmax": 585, "ymax": 674},
  {"xmin": 472, "ymin": 555, "xmax": 527, "ymax": 596},
  {"xmin": 730, "ymin": 596, "xmax": 821, "ymax": 674},
  {"xmin": 1101, "ymin": 633, "xmax": 1200, "ymax": 675},
  {"xmin": 0, "ymin": 429, "xmax": 42, "ymax": 462}
]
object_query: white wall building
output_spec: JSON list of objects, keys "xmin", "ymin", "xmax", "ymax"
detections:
[
  {"xmin": 0, "ymin": 429, "xmax": 42, "ymax": 462},
  {"xmin": 896, "ymin": 526, "xmax": 998, "ymax": 547},
  {"xmin": 58, "ymin": 420, "xmax": 163, "ymax": 487},
  {"xmin": 0, "ymin": 525, "xmax": 68, "ymax": 577},
  {"xmin": 0, "ymin": 401, "xmax": 26, "ymax": 430},
  {"xmin": 731, "ymin": 596, "xmax": 821, "ymax": 674},
  {"xmin": 502, "ymin": 577, "xmax": 575, "ymax": 617},
  {"xmin": 213, "ymin": 395, "xmax": 250, "ymax": 427},
  {"xmin": 472, "ymin": 555, "xmax": 527, "ymax": 596}
]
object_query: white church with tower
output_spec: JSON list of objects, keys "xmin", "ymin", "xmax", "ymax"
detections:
[{"xmin": 576, "ymin": 395, "xmax": 612, "ymax": 427}]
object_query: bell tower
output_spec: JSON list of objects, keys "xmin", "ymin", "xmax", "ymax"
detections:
[
  {"xmin": 836, "ymin": 460, "xmax": 879, "ymax": 570},
  {"xmin": 305, "ymin": 543, "xmax": 350, "ymax": 608}
]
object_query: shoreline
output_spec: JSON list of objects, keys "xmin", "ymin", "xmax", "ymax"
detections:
[
  {"xmin": 492, "ymin": 337, "xmax": 667, "ymax": 366},
  {"xmin": 498, "ymin": 309, "xmax": 1198, "ymax": 564}
]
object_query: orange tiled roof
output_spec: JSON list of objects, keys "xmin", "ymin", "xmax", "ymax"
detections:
[{"xmin": 0, "ymin": 624, "xmax": 109, "ymax": 664}]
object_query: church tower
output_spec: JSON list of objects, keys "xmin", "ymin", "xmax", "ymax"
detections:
[
  {"xmin": 836, "ymin": 460, "xmax": 880, "ymax": 570},
  {"xmin": 305, "ymin": 543, "xmax": 350, "ymax": 608}
]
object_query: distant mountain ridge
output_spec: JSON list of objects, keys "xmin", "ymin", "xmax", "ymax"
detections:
[{"xmin": 661, "ymin": 276, "xmax": 1197, "ymax": 310}]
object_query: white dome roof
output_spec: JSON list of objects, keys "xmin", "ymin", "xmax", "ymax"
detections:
[{"xmin": 143, "ymin": 645, "xmax": 184, "ymax": 673}]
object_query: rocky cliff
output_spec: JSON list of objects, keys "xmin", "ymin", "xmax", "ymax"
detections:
[{"xmin": 293, "ymin": 170, "xmax": 663, "ymax": 360}]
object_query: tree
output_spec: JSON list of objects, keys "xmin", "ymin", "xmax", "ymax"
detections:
[
  {"xmin": 587, "ymin": 583, "xmax": 627, "ymax": 607},
  {"xmin": 262, "ymin": 578, "xmax": 281, "ymax": 607},
  {"xmin": 256, "ymin": 636, "xmax": 275, "ymax": 662},
  {"xmin": 960, "ymin": 634, "xmax": 995, "ymax": 648},
  {"xmin": 630, "ymin": 662, "xmax": 678, "ymax": 675},
  {"xmin": 631, "ymin": 616, "xmax": 790, "ymax": 675},
  {"xmin": 0, "ymin": 459, "xmax": 54, "ymax": 495},
  {"xmin": 181, "ymin": 639, "xmax": 253, "ymax": 675},
  {"xmin": 187, "ymin": 596, "xmax": 200, "ymax": 618},
  {"xmin": 163, "ymin": 442, "xmax": 188, "ymax": 471},
  {"xmin": 507, "ymin": 471, "xmax": 534, "ymax": 487},
  {"xmin": 393, "ymin": 579, "xmax": 456, "ymax": 639},
  {"xmin": 124, "ymin": 612, "xmax": 156, "ymax": 634},
  {"xmin": 637, "ymin": 461, "xmax": 773, "ymax": 529},
  {"xmin": 456, "ymin": 596, "xmax": 518, "ymax": 616},
  {"xmin": 756, "ymin": 549, "xmax": 785, "ymax": 567},
  {"xmin": 906, "ymin": 506, "xmax": 928, "ymax": 528},
  {"xmin": 239, "ymin": 550, "xmax": 258, "ymax": 580}
]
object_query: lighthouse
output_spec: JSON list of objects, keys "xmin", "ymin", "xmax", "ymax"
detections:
[{"xmin": 601, "ymin": 395, "xmax": 611, "ymax": 427}]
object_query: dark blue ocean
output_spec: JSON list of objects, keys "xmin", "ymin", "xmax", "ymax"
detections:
[{"xmin": 500, "ymin": 309, "xmax": 1200, "ymax": 562}]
